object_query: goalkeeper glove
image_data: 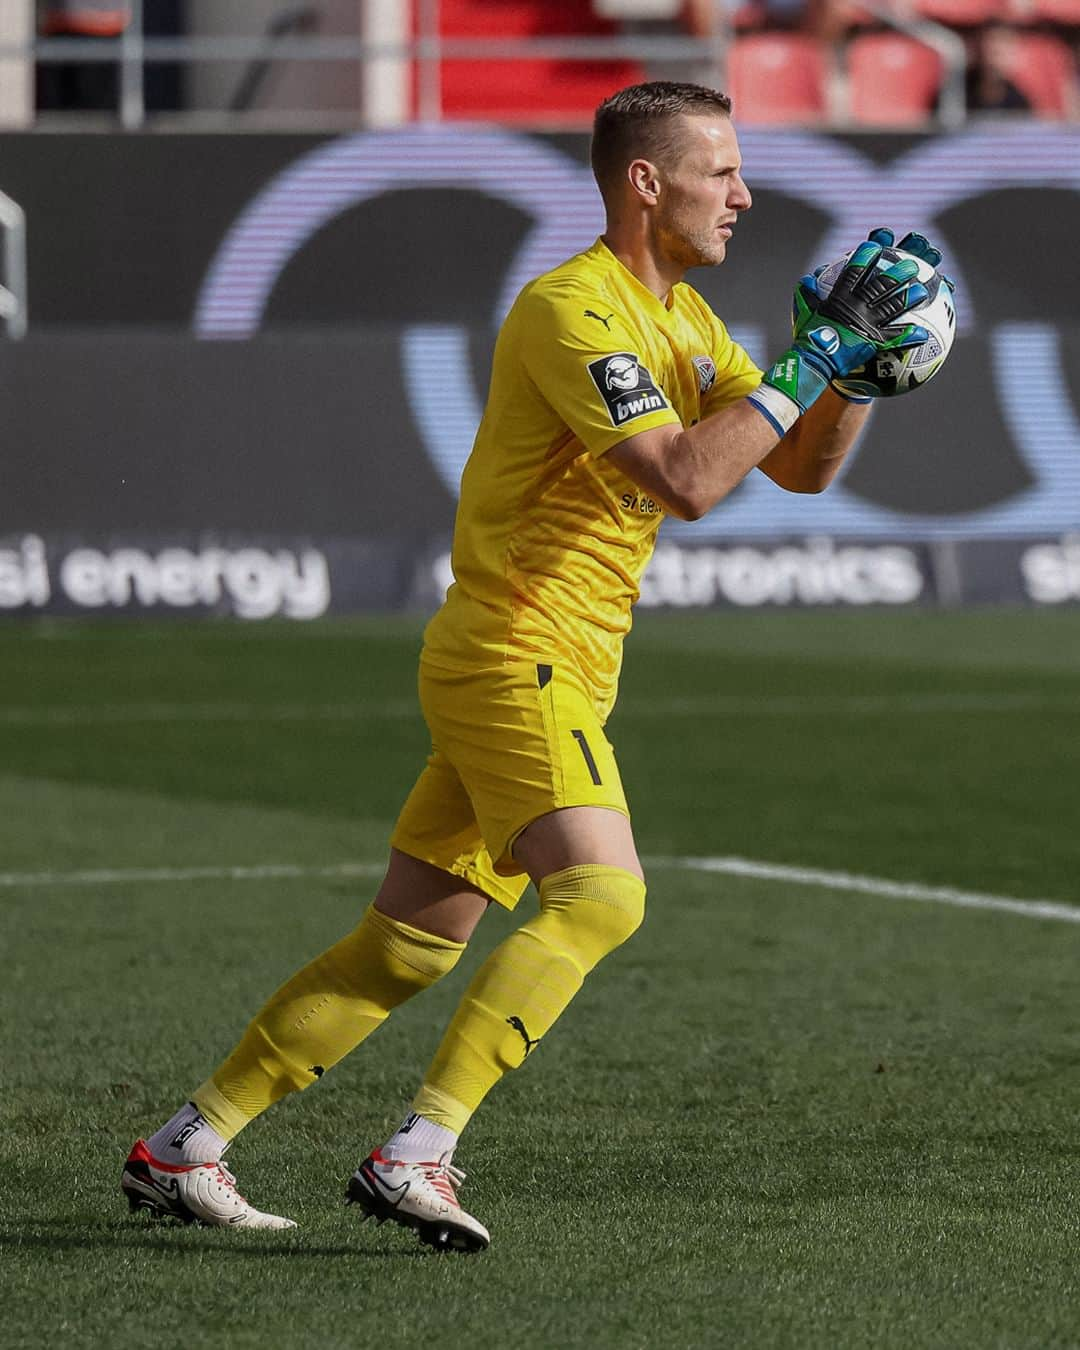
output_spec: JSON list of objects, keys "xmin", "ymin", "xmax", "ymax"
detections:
[
  {"xmin": 866, "ymin": 225, "xmax": 955, "ymax": 301},
  {"xmin": 747, "ymin": 230, "xmax": 932, "ymax": 435},
  {"xmin": 829, "ymin": 226, "xmax": 952, "ymax": 401},
  {"xmin": 864, "ymin": 225, "xmax": 942, "ymax": 271}
]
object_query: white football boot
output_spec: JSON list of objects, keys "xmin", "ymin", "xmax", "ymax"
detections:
[
  {"xmin": 121, "ymin": 1139, "xmax": 297, "ymax": 1229},
  {"xmin": 346, "ymin": 1149, "xmax": 490, "ymax": 1252}
]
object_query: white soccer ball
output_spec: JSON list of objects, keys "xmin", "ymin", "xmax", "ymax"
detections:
[{"xmin": 815, "ymin": 245, "xmax": 957, "ymax": 398}]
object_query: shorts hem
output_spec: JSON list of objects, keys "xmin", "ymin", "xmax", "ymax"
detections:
[
  {"xmin": 389, "ymin": 833, "xmax": 528, "ymax": 912},
  {"xmin": 497, "ymin": 800, "xmax": 633, "ymax": 875}
]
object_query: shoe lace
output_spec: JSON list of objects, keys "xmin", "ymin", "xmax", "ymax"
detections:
[
  {"xmin": 213, "ymin": 1161, "xmax": 248, "ymax": 1203},
  {"xmin": 420, "ymin": 1161, "xmax": 466, "ymax": 1206}
]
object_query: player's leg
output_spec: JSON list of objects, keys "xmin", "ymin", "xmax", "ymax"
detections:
[
  {"xmin": 186, "ymin": 849, "xmax": 488, "ymax": 1145},
  {"xmin": 349, "ymin": 663, "xmax": 645, "ymax": 1250},
  {"xmin": 374, "ymin": 850, "xmax": 491, "ymax": 941},
  {"xmin": 352, "ymin": 808, "xmax": 644, "ymax": 1251},
  {"xmin": 401, "ymin": 804, "xmax": 644, "ymax": 1145},
  {"xmin": 342, "ymin": 734, "xmax": 530, "ymax": 1250},
  {"xmin": 122, "ymin": 756, "xmax": 497, "ymax": 1229}
]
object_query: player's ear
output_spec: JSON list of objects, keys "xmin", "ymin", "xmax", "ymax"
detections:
[{"xmin": 627, "ymin": 158, "xmax": 661, "ymax": 206}]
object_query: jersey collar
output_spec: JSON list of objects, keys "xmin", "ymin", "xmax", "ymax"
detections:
[{"xmin": 592, "ymin": 238, "xmax": 680, "ymax": 328}]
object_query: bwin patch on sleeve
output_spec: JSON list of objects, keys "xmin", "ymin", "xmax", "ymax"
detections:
[{"xmin": 586, "ymin": 352, "xmax": 670, "ymax": 428}]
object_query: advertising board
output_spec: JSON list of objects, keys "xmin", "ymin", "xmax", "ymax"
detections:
[{"xmin": 1, "ymin": 124, "xmax": 1077, "ymax": 615}]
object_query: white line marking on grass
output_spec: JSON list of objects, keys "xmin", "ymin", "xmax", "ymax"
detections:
[
  {"xmin": 0, "ymin": 692, "xmax": 1074, "ymax": 727},
  {"xmin": 665, "ymin": 856, "xmax": 1080, "ymax": 925},
  {"xmin": 0, "ymin": 701, "xmax": 420, "ymax": 726},
  {"xmin": 1, "ymin": 854, "xmax": 1075, "ymax": 926},
  {"xmin": 624, "ymin": 692, "xmax": 1077, "ymax": 718},
  {"xmin": 0, "ymin": 861, "xmax": 386, "ymax": 889}
]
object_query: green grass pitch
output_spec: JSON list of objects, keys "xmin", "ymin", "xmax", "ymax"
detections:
[{"xmin": 3, "ymin": 608, "xmax": 1080, "ymax": 1349}]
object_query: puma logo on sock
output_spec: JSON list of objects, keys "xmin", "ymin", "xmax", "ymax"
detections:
[{"xmin": 506, "ymin": 1016, "xmax": 541, "ymax": 1058}]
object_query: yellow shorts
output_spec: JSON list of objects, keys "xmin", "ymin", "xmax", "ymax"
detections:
[{"xmin": 390, "ymin": 658, "xmax": 630, "ymax": 910}]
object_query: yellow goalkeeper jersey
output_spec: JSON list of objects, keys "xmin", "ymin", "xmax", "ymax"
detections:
[{"xmin": 423, "ymin": 236, "xmax": 762, "ymax": 718}]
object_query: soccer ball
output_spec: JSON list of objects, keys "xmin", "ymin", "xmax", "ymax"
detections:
[{"xmin": 815, "ymin": 245, "xmax": 957, "ymax": 398}]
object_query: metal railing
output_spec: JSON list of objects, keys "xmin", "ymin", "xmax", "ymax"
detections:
[
  {"xmin": 862, "ymin": 2, "xmax": 968, "ymax": 130},
  {"xmin": 0, "ymin": 189, "xmax": 27, "ymax": 340},
  {"xmin": 0, "ymin": 0, "xmax": 969, "ymax": 130}
]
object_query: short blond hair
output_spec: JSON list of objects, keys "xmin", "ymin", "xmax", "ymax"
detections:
[{"xmin": 590, "ymin": 81, "xmax": 733, "ymax": 200}]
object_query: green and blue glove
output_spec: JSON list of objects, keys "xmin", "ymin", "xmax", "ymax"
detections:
[
  {"xmin": 747, "ymin": 228, "xmax": 936, "ymax": 435},
  {"xmin": 865, "ymin": 226, "xmax": 943, "ymax": 271}
]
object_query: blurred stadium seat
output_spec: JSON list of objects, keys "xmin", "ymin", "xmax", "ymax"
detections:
[
  {"xmin": 826, "ymin": 0, "xmax": 882, "ymax": 32},
  {"xmin": 847, "ymin": 32, "xmax": 945, "ymax": 122},
  {"xmin": 909, "ymin": 0, "xmax": 1005, "ymax": 24},
  {"xmin": 439, "ymin": 0, "xmax": 644, "ymax": 123},
  {"xmin": 983, "ymin": 28, "xmax": 1079, "ymax": 114},
  {"xmin": 728, "ymin": 32, "xmax": 831, "ymax": 121},
  {"xmin": 1004, "ymin": 0, "xmax": 1080, "ymax": 21}
]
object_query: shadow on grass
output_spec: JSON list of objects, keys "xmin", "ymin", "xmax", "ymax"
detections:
[{"xmin": 0, "ymin": 1218, "xmax": 433, "ymax": 1260}]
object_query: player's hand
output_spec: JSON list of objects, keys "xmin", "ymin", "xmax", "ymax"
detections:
[
  {"xmin": 796, "ymin": 239, "xmax": 931, "ymax": 380},
  {"xmin": 866, "ymin": 225, "xmax": 941, "ymax": 268},
  {"xmin": 865, "ymin": 225, "xmax": 955, "ymax": 295},
  {"xmin": 748, "ymin": 229, "xmax": 939, "ymax": 431},
  {"xmin": 823, "ymin": 227, "xmax": 952, "ymax": 401}
]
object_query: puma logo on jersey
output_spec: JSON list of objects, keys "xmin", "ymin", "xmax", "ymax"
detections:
[{"xmin": 584, "ymin": 309, "xmax": 614, "ymax": 330}]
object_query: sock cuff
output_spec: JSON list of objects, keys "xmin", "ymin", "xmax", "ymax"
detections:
[
  {"xmin": 538, "ymin": 864, "xmax": 645, "ymax": 907},
  {"xmin": 193, "ymin": 1076, "xmax": 252, "ymax": 1142},
  {"xmin": 410, "ymin": 1083, "xmax": 474, "ymax": 1136},
  {"xmin": 363, "ymin": 904, "xmax": 467, "ymax": 978}
]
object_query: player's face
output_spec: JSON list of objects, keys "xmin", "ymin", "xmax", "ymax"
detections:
[{"xmin": 655, "ymin": 115, "xmax": 751, "ymax": 269}]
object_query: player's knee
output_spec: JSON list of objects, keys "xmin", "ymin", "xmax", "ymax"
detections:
[
  {"xmin": 330, "ymin": 904, "xmax": 467, "ymax": 998},
  {"xmin": 538, "ymin": 864, "xmax": 646, "ymax": 967}
]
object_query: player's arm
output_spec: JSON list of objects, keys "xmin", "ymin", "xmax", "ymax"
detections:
[
  {"xmin": 607, "ymin": 398, "xmax": 777, "ymax": 520},
  {"xmin": 609, "ymin": 238, "xmax": 928, "ymax": 520},
  {"xmin": 607, "ymin": 387, "xmax": 866, "ymax": 519},
  {"xmin": 752, "ymin": 386, "xmax": 870, "ymax": 495}
]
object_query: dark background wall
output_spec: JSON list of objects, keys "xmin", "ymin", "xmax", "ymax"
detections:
[{"xmin": 2, "ymin": 124, "xmax": 1078, "ymax": 616}]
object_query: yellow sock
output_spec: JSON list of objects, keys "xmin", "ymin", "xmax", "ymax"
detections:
[
  {"xmin": 193, "ymin": 904, "xmax": 465, "ymax": 1140},
  {"xmin": 411, "ymin": 865, "xmax": 645, "ymax": 1135}
]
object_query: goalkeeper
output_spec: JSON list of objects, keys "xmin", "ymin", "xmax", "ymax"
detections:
[{"xmin": 122, "ymin": 81, "xmax": 945, "ymax": 1251}]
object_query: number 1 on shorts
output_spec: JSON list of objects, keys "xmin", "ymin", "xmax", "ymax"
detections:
[{"xmin": 570, "ymin": 729, "xmax": 603, "ymax": 786}]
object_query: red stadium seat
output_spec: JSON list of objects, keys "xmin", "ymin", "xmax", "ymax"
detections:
[
  {"xmin": 1004, "ymin": 0, "xmax": 1080, "ymax": 22},
  {"xmin": 437, "ymin": 0, "xmax": 645, "ymax": 124},
  {"xmin": 984, "ymin": 28, "xmax": 1078, "ymax": 115},
  {"xmin": 909, "ymin": 0, "xmax": 1005, "ymax": 24},
  {"xmin": 727, "ymin": 33, "xmax": 831, "ymax": 123},
  {"xmin": 847, "ymin": 32, "xmax": 944, "ymax": 123},
  {"xmin": 829, "ymin": 0, "xmax": 882, "ymax": 30}
]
